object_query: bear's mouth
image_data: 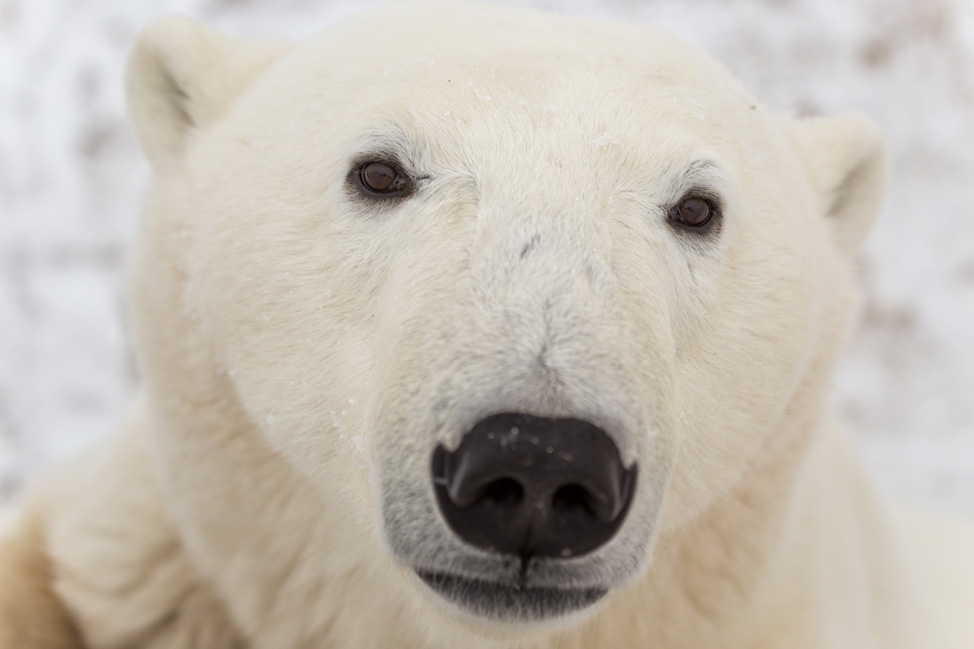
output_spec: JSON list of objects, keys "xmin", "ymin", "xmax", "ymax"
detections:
[{"xmin": 415, "ymin": 569, "xmax": 607, "ymax": 621}]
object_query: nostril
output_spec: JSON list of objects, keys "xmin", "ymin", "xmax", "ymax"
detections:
[
  {"xmin": 482, "ymin": 478, "xmax": 524, "ymax": 506},
  {"xmin": 550, "ymin": 483, "xmax": 620, "ymax": 522},
  {"xmin": 551, "ymin": 483, "xmax": 596, "ymax": 516}
]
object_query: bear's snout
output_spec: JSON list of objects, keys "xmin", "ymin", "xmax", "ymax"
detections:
[{"xmin": 432, "ymin": 413, "xmax": 636, "ymax": 560}]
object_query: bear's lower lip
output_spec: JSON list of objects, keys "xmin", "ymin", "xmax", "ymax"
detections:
[{"xmin": 415, "ymin": 569, "xmax": 607, "ymax": 621}]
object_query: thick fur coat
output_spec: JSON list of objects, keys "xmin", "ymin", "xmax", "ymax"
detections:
[{"xmin": 2, "ymin": 3, "xmax": 972, "ymax": 648}]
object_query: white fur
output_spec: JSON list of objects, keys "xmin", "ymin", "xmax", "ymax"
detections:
[{"xmin": 2, "ymin": 2, "xmax": 972, "ymax": 648}]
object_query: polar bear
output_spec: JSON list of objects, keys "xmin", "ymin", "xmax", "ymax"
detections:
[{"xmin": 1, "ymin": 2, "xmax": 972, "ymax": 648}]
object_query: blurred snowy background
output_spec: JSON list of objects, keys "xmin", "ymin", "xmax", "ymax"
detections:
[{"xmin": 0, "ymin": 0, "xmax": 972, "ymax": 513}]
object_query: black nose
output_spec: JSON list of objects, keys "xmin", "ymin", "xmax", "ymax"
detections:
[{"xmin": 432, "ymin": 413, "xmax": 636, "ymax": 559}]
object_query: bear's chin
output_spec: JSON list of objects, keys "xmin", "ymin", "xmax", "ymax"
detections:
[{"xmin": 415, "ymin": 569, "xmax": 607, "ymax": 622}]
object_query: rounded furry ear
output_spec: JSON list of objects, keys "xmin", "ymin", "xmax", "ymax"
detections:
[
  {"xmin": 125, "ymin": 16, "xmax": 289, "ymax": 167},
  {"xmin": 785, "ymin": 113, "xmax": 889, "ymax": 256}
]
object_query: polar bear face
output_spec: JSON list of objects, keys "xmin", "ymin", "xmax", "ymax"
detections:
[{"xmin": 125, "ymin": 0, "xmax": 885, "ymax": 632}]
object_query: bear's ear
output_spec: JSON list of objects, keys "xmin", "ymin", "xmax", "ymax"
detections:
[
  {"xmin": 125, "ymin": 16, "xmax": 289, "ymax": 167},
  {"xmin": 785, "ymin": 113, "xmax": 889, "ymax": 256}
]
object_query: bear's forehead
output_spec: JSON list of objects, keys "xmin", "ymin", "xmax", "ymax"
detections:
[
  {"xmin": 212, "ymin": 2, "xmax": 783, "ymax": 201},
  {"xmin": 275, "ymin": 1, "xmax": 757, "ymax": 131}
]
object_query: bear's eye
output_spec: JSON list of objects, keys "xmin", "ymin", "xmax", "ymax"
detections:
[
  {"xmin": 667, "ymin": 196, "xmax": 718, "ymax": 231},
  {"xmin": 352, "ymin": 161, "xmax": 414, "ymax": 199}
]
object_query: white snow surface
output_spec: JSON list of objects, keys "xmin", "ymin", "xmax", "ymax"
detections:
[{"xmin": 0, "ymin": 0, "xmax": 972, "ymax": 514}]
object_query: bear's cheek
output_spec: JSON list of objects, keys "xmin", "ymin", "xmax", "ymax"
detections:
[
  {"xmin": 171, "ymin": 184, "xmax": 396, "ymax": 496},
  {"xmin": 659, "ymin": 214, "xmax": 834, "ymax": 529}
]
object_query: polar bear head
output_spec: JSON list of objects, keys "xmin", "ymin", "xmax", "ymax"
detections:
[{"xmin": 125, "ymin": 0, "xmax": 885, "ymax": 637}]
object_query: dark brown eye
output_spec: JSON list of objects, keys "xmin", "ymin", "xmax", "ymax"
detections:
[
  {"xmin": 668, "ymin": 196, "xmax": 715, "ymax": 229},
  {"xmin": 355, "ymin": 161, "xmax": 413, "ymax": 197}
]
